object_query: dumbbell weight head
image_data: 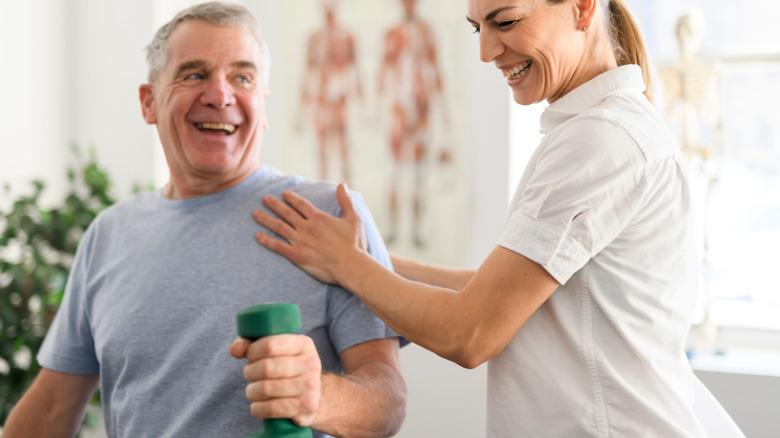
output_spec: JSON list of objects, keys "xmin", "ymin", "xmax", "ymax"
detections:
[{"xmin": 237, "ymin": 303, "xmax": 313, "ymax": 438}]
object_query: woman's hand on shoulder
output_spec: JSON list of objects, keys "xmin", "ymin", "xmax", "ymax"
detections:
[{"xmin": 253, "ymin": 182, "xmax": 367, "ymax": 285}]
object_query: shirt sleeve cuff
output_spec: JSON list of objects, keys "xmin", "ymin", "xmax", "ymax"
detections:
[{"xmin": 498, "ymin": 210, "xmax": 590, "ymax": 285}]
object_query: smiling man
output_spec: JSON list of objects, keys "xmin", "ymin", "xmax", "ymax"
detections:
[
  {"xmin": 139, "ymin": 17, "xmax": 266, "ymax": 199},
  {"xmin": 2, "ymin": 3, "xmax": 406, "ymax": 438}
]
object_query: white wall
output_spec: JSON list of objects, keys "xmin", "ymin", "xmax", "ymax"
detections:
[
  {"xmin": 1, "ymin": 1, "xmax": 70, "ymax": 205},
  {"xmin": 4, "ymin": 2, "xmax": 777, "ymax": 438},
  {"xmin": 695, "ymin": 369, "xmax": 780, "ymax": 438},
  {"xmin": 0, "ymin": 2, "xmax": 498, "ymax": 437}
]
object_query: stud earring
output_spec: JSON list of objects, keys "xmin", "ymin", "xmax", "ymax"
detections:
[{"xmin": 580, "ymin": 26, "xmax": 587, "ymax": 32}]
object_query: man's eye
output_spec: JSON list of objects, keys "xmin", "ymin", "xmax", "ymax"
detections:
[
  {"xmin": 236, "ymin": 76, "xmax": 250, "ymax": 84},
  {"xmin": 185, "ymin": 73, "xmax": 204, "ymax": 80}
]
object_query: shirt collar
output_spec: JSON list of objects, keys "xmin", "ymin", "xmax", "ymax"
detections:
[{"xmin": 539, "ymin": 65, "xmax": 646, "ymax": 134}]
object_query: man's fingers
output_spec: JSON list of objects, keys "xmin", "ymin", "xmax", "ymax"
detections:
[
  {"xmin": 245, "ymin": 373, "xmax": 311, "ymax": 400},
  {"xmin": 243, "ymin": 355, "xmax": 314, "ymax": 382},
  {"xmin": 229, "ymin": 338, "xmax": 251, "ymax": 359},
  {"xmin": 245, "ymin": 335, "xmax": 311, "ymax": 362},
  {"xmin": 239, "ymin": 334, "xmax": 322, "ymax": 424}
]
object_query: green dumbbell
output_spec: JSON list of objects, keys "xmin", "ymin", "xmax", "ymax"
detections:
[{"xmin": 236, "ymin": 303, "xmax": 313, "ymax": 438}]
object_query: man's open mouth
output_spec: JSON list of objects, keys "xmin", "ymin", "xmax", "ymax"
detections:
[{"xmin": 195, "ymin": 122, "xmax": 237, "ymax": 135}]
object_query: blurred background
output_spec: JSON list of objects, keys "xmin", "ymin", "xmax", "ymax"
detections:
[{"xmin": 1, "ymin": 0, "xmax": 779, "ymax": 436}]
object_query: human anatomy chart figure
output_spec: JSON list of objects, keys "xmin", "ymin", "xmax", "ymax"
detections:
[
  {"xmin": 298, "ymin": 0, "xmax": 363, "ymax": 185},
  {"xmin": 377, "ymin": 0, "xmax": 450, "ymax": 247}
]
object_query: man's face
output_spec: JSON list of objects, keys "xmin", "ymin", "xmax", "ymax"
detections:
[{"xmin": 140, "ymin": 20, "xmax": 266, "ymax": 195}]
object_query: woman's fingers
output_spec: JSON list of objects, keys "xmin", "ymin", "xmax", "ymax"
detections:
[
  {"xmin": 253, "ymin": 209, "xmax": 294, "ymax": 241},
  {"xmin": 336, "ymin": 183, "xmax": 357, "ymax": 222},
  {"xmin": 261, "ymin": 194, "xmax": 306, "ymax": 228},
  {"xmin": 255, "ymin": 229, "xmax": 298, "ymax": 263},
  {"xmin": 336, "ymin": 183, "xmax": 367, "ymax": 251},
  {"xmin": 280, "ymin": 189, "xmax": 321, "ymax": 221},
  {"xmin": 252, "ymin": 185, "xmax": 365, "ymax": 285}
]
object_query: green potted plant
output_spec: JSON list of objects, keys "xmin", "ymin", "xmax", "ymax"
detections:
[{"xmin": 0, "ymin": 146, "xmax": 116, "ymax": 432}]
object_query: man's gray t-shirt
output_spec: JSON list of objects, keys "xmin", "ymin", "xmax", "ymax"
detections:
[{"xmin": 37, "ymin": 167, "xmax": 396, "ymax": 438}]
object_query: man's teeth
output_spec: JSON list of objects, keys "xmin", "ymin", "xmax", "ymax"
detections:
[
  {"xmin": 503, "ymin": 60, "xmax": 532, "ymax": 80},
  {"xmin": 196, "ymin": 122, "xmax": 237, "ymax": 134}
]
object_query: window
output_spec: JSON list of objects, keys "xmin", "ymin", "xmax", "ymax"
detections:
[
  {"xmin": 627, "ymin": 0, "xmax": 780, "ymax": 336},
  {"xmin": 508, "ymin": 1, "xmax": 780, "ymax": 341}
]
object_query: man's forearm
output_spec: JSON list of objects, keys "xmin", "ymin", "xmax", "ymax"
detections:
[
  {"xmin": 2, "ymin": 370, "xmax": 98, "ymax": 438},
  {"xmin": 3, "ymin": 398, "xmax": 82, "ymax": 438},
  {"xmin": 312, "ymin": 356, "xmax": 407, "ymax": 437}
]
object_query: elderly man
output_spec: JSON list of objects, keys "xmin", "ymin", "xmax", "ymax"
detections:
[{"xmin": 2, "ymin": 2, "xmax": 406, "ymax": 437}]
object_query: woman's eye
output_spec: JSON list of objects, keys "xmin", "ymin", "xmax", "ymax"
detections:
[
  {"xmin": 471, "ymin": 26, "xmax": 480, "ymax": 34},
  {"xmin": 498, "ymin": 20, "xmax": 518, "ymax": 29}
]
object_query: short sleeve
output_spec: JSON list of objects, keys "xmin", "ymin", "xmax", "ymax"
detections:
[
  {"xmin": 499, "ymin": 114, "xmax": 649, "ymax": 284},
  {"xmin": 325, "ymin": 191, "xmax": 403, "ymax": 353},
  {"xmin": 37, "ymin": 224, "xmax": 100, "ymax": 375}
]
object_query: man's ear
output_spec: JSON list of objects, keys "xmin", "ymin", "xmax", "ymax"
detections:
[{"xmin": 139, "ymin": 84, "xmax": 157, "ymax": 124}]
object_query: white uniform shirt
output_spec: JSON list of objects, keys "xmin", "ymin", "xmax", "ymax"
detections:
[{"xmin": 492, "ymin": 65, "xmax": 742, "ymax": 437}]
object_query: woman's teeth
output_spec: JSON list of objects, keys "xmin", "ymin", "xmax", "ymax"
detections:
[{"xmin": 503, "ymin": 60, "xmax": 532, "ymax": 81}]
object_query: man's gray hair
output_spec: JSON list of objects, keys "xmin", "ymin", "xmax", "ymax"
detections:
[{"xmin": 145, "ymin": 1, "xmax": 271, "ymax": 87}]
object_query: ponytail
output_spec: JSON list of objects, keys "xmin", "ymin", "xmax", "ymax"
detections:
[{"xmin": 607, "ymin": 0, "xmax": 654, "ymax": 102}]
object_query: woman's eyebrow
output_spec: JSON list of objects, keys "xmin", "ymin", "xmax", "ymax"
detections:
[{"xmin": 466, "ymin": 6, "xmax": 516, "ymax": 24}]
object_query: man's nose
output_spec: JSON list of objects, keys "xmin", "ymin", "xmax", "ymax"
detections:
[{"xmin": 200, "ymin": 75, "xmax": 236, "ymax": 108}]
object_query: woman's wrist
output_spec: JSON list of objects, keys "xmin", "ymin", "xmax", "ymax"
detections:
[{"xmin": 335, "ymin": 248, "xmax": 377, "ymax": 298}]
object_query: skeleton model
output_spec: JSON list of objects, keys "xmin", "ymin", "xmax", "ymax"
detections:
[
  {"xmin": 659, "ymin": 12, "xmax": 722, "ymax": 161},
  {"xmin": 659, "ymin": 12, "xmax": 723, "ymax": 352},
  {"xmin": 378, "ymin": 0, "xmax": 450, "ymax": 247}
]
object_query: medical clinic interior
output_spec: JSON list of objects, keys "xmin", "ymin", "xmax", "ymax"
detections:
[{"xmin": 1, "ymin": 0, "xmax": 779, "ymax": 437}]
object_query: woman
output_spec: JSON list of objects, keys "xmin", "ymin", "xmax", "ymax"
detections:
[{"xmin": 254, "ymin": 0, "xmax": 743, "ymax": 436}]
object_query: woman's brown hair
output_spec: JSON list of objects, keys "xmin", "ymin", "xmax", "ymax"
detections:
[{"xmin": 607, "ymin": 0, "xmax": 654, "ymax": 102}]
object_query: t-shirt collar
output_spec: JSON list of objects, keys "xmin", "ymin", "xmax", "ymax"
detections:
[{"xmin": 540, "ymin": 65, "xmax": 646, "ymax": 134}]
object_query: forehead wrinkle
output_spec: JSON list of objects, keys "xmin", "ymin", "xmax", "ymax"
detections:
[
  {"xmin": 174, "ymin": 60, "xmax": 207, "ymax": 78},
  {"xmin": 173, "ymin": 59, "xmax": 257, "ymax": 78},
  {"xmin": 233, "ymin": 60, "xmax": 258, "ymax": 71}
]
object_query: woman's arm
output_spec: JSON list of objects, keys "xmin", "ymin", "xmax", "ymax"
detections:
[
  {"xmin": 254, "ymin": 184, "xmax": 559, "ymax": 368},
  {"xmin": 342, "ymin": 245, "xmax": 556, "ymax": 368},
  {"xmin": 390, "ymin": 253, "xmax": 475, "ymax": 291}
]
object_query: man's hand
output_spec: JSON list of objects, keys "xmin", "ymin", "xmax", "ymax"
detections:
[{"xmin": 229, "ymin": 334, "xmax": 322, "ymax": 427}]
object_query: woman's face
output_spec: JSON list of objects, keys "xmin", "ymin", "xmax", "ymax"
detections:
[{"xmin": 466, "ymin": 0, "xmax": 592, "ymax": 105}]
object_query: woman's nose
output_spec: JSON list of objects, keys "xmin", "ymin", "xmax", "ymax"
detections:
[
  {"xmin": 479, "ymin": 30, "xmax": 504, "ymax": 63},
  {"xmin": 200, "ymin": 75, "xmax": 236, "ymax": 108}
]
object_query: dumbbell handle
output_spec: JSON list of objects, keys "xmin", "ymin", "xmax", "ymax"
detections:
[{"xmin": 236, "ymin": 303, "xmax": 312, "ymax": 438}]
